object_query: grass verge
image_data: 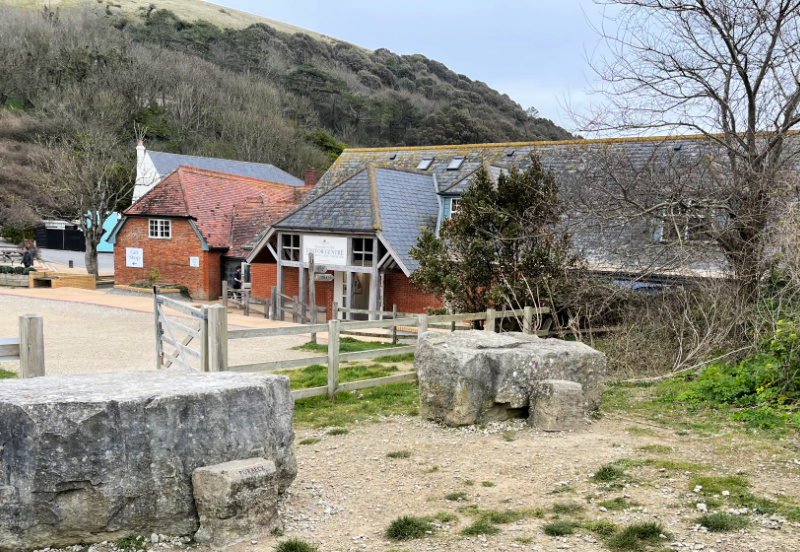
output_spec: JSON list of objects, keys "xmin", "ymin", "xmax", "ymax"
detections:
[
  {"xmin": 294, "ymin": 337, "xmax": 406, "ymax": 354},
  {"xmin": 293, "ymin": 382, "xmax": 418, "ymax": 428}
]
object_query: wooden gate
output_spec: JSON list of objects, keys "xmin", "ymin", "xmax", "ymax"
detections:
[{"xmin": 153, "ymin": 288, "xmax": 208, "ymax": 371}]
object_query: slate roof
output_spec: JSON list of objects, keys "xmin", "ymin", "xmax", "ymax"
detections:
[
  {"xmin": 125, "ymin": 166, "xmax": 311, "ymax": 256},
  {"xmin": 147, "ymin": 151, "xmax": 305, "ymax": 188}
]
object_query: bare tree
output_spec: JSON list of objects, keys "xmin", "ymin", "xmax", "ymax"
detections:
[
  {"xmin": 579, "ymin": 0, "xmax": 800, "ymax": 301},
  {"xmin": 41, "ymin": 130, "xmax": 134, "ymax": 277}
]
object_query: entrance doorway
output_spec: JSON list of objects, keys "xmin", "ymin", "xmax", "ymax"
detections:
[{"xmin": 332, "ymin": 271, "xmax": 371, "ymax": 320}]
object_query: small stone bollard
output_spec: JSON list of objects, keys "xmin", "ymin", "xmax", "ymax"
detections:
[
  {"xmin": 529, "ymin": 379, "xmax": 585, "ymax": 431},
  {"xmin": 193, "ymin": 458, "xmax": 282, "ymax": 549}
]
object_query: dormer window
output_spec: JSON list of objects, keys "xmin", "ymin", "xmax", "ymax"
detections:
[
  {"xmin": 417, "ymin": 158, "xmax": 434, "ymax": 170},
  {"xmin": 447, "ymin": 157, "xmax": 465, "ymax": 170},
  {"xmin": 443, "ymin": 197, "xmax": 462, "ymax": 219}
]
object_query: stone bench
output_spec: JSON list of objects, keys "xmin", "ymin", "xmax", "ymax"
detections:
[
  {"xmin": 0, "ymin": 370, "xmax": 296, "ymax": 552},
  {"xmin": 416, "ymin": 330, "xmax": 606, "ymax": 428}
]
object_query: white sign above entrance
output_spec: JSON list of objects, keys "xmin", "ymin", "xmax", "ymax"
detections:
[
  {"xmin": 126, "ymin": 247, "xmax": 143, "ymax": 268},
  {"xmin": 302, "ymin": 235, "xmax": 348, "ymax": 267}
]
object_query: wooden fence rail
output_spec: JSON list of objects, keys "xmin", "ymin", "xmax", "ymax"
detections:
[{"xmin": 0, "ymin": 314, "xmax": 45, "ymax": 378}]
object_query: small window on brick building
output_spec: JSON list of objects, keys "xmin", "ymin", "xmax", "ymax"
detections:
[
  {"xmin": 352, "ymin": 238, "xmax": 374, "ymax": 267},
  {"xmin": 281, "ymin": 234, "xmax": 300, "ymax": 261},
  {"xmin": 148, "ymin": 219, "xmax": 171, "ymax": 239}
]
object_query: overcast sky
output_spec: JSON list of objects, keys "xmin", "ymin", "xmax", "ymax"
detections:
[{"xmin": 210, "ymin": 0, "xmax": 609, "ymax": 133}]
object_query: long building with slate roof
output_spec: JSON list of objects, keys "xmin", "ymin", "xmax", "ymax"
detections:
[{"xmin": 246, "ymin": 135, "xmax": 768, "ymax": 320}]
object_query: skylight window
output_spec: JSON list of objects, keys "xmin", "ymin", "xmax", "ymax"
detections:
[
  {"xmin": 417, "ymin": 158, "xmax": 434, "ymax": 170},
  {"xmin": 447, "ymin": 157, "xmax": 465, "ymax": 170}
]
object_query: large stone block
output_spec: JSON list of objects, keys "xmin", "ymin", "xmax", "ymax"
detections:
[
  {"xmin": 193, "ymin": 458, "xmax": 281, "ymax": 549},
  {"xmin": 416, "ymin": 331, "xmax": 605, "ymax": 426},
  {"xmin": 529, "ymin": 380, "xmax": 585, "ymax": 431},
  {"xmin": 0, "ymin": 370, "xmax": 296, "ymax": 552}
]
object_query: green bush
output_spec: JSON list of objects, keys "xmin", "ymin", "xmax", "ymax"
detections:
[
  {"xmin": 543, "ymin": 521, "xmax": 578, "ymax": 536},
  {"xmin": 697, "ymin": 512, "xmax": 749, "ymax": 532},
  {"xmin": 274, "ymin": 539, "xmax": 319, "ymax": 552},
  {"xmin": 461, "ymin": 518, "xmax": 501, "ymax": 536},
  {"xmin": 607, "ymin": 522, "xmax": 669, "ymax": 551}
]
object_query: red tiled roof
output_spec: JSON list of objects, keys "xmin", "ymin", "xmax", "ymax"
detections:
[{"xmin": 125, "ymin": 166, "xmax": 312, "ymax": 253}]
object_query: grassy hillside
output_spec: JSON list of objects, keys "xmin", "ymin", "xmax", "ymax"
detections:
[{"xmin": 2, "ymin": 0, "xmax": 348, "ymax": 42}]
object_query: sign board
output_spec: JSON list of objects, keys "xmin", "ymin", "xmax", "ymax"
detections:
[
  {"xmin": 44, "ymin": 221, "xmax": 67, "ymax": 230},
  {"xmin": 314, "ymin": 265, "xmax": 327, "ymax": 273},
  {"xmin": 125, "ymin": 247, "xmax": 143, "ymax": 268},
  {"xmin": 189, "ymin": 256, "xmax": 200, "ymax": 268},
  {"xmin": 314, "ymin": 274, "xmax": 334, "ymax": 282},
  {"xmin": 302, "ymin": 235, "xmax": 348, "ymax": 267}
]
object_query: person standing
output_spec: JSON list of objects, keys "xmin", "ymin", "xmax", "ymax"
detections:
[
  {"xmin": 231, "ymin": 268, "xmax": 242, "ymax": 300},
  {"xmin": 21, "ymin": 246, "xmax": 33, "ymax": 269}
]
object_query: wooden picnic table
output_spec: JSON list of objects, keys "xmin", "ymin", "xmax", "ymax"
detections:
[{"xmin": 0, "ymin": 246, "xmax": 23, "ymax": 266}]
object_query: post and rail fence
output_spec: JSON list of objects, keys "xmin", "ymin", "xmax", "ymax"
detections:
[{"xmin": 0, "ymin": 314, "xmax": 45, "ymax": 378}]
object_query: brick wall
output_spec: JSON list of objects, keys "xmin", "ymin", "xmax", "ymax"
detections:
[
  {"xmin": 383, "ymin": 272, "xmax": 442, "ymax": 313},
  {"xmin": 251, "ymin": 263, "xmax": 335, "ymax": 320},
  {"xmin": 114, "ymin": 217, "xmax": 221, "ymax": 300}
]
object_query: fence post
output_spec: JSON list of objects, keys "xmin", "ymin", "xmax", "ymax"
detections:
[
  {"xmin": 392, "ymin": 304, "xmax": 398, "ymax": 344},
  {"xmin": 243, "ymin": 290, "xmax": 250, "ymax": 316},
  {"xmin": 485, "ymin": 308, "xmax": 496, "ymax": 332},
  {"xmin": 523, "ymin": 306, "xmax": 534, "ymax": 335},
  {"xmin": 153, "ymin": 288, "xmax": 162, "ymax": 370},
  {"xmin": 418, "ymin": 313, "xmax": 428, "ymax": 342},
  {"xmin": 270, "ymin": 286, "xmax": 277, "ymax": 320},
  {"xmin": 222, "ymin": 281, "xmax": 228, "ymax": 308},
  {"xmin": 200, "ymin": 305, "xmax": 209, "ymax": 372},
  {"xmin": 332, "ymin": 301, "xmax": 338, "ymax": 321},
  {"xmin": 292, "ymin": 296, "xmax": 299, "ymax": 323},
  {"xmin": 448, "ymin": 307, "xmax": 455, "ymax": 332},
  {"xmin": 327, "ymin": 319, "xmax": 340, "ymax": 399},
  {"xmin": 207, "ymin": 304, "xmax": 228, "ymax": 372},
  {"xmin": 19, "ymin": 314, "xmax": 44, "ymax": 378}
]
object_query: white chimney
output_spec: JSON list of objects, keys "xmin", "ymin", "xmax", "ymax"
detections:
[{"xmin": 133, "ymin": 141, "xmax": 156, "ymax": 203}]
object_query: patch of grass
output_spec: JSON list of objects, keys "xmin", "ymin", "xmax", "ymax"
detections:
[
  {"xmin": 277, "ymin": 363, "xmax": 399, "ymax": 390},
  {"xmin": 592, "ymin": 464, "xmax": 626, "ymax": 482},
  {"xmin": 0, "ymin": 368, "xmax": 16, "ymax": 379},
  {"xmin": 697, "ymin": 513, "xmax": 749, "ymax": 532},
  {"xmin": 551, "ymin": 485, "xmax": 575, "ymax": 494},
  {"xmin": 293, "ymin": 382, "xmax": 419, "ymax": 428},
  {"xmin": 295, "ymin": 337, "xmax": 405, "ymax": 354},
  {"xmin": 298, "ymin": 438, "xmax": 321, "ymax": 445},
  {"xmin": 463, "ymin": 479, "xmax": 474, "ymax": 486},
  {"xmin": 543, "ymin": 521, "xmax": 578, "ymax": 536},
  {"xmin": 551, "ymin": 501, "xmax": 585, "ymax": 515},
  {"xmin": 639, "ymin": 444, "xmax": 673, "ymax": 454},
  {"xmin": 583, "ymin": 520, "xmax": 618, "ymax": 536},
  {"xmin": 645, "ymin": 459, "xmax": 709, "ymax": 472},
  {"xmin": 689, "ymin": 475, "xmax": 750, "ymax": 495},
  {"xmin": 481, "ymin": 480, "xmax": 495, "ymax": 487},
  {"xmin": 373, "ymin": 352, "xmax": 415, "ymax": 363},
  {"xmin": 274, "ymin": 539, "xmax": 319, "ymax": 552},
  {"xmin": 115, "ymin": 536, "xmax": 150, "ymax": 551},
  {"xmin": 461, "ymin": 518, "xmax": 501, "ymax": 536},
  {"xmin": 327, "ymin": 428, "xmax": 349, "ymax": 436},
  {"xmin": 433, "ymin": 511, "xmax": 458, "ymax": 523},
  {"xmin": 424, "ymin": 465, "xmax": 439, "ymax": 473},
  {"xmin": 444, "ymin": 491, "xmax": 467, "ymax": 501},
  {"xmin": 598, "ymin": 497, "xmax": 639, "ymax": 511},
  {"xmin": 457, "ymin": 504, "xmax": 480, "ymax": 515},
  {"xmin": 515, "ymin": 536, "xmax": 534, "ymax": 544},
  {"xmin": 385, "ymin": 516, "xmax": 435, "ymax": 541},
  {"xmin": 387, "ymin": 450, "xmax": 411, "ymax": 459},
  {"xmin": 502, "ymin": 430, "xmax": 516, "ymax": 442},
  {"xmin": 607, "ymin": 522, "xmax": 669, "ymax": 551},
  {"xmin": 478, "ymin": 509, "xmax": 536, "ymax": 524}
]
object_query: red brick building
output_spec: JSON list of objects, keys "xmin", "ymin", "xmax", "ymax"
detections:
[{"xmin": 110, "ymin": 166, "xmax": 311, "ymax": 300}]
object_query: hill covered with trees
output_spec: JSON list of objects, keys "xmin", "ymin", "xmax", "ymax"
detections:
[{"xmin": 0, "ymin": 3, "xmax": 572, "ymax": 231}]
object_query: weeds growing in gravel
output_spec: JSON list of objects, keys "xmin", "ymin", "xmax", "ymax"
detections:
[
  {"xmin": 697, "ymin": 513, "xmax": 750, "ymax": 532},
  {"xmin": 327, "ymin": 428, "xmax": 349, "ymax": 436},
  {"xmin": 274, "ymin": 539, "xmax": 319, "ymax": 552},
  {"xmin": 387, "ymin": 450, "xmax": 411, "ymax": 459},
  {"xmin": 444, "ymin": 491, "xmax": 467, "ymax": 501},
  {"xmin": 433, "ymin": 511, "xmax": 458, "ymax": 522},
  {"xmin": 551, "ymin": 501, "xmax": 584, "ymax": 515},
  {"xmin": 481, "ymin": 481, "xmax": 495, "ymax": 487},
  {"xmin": 689, "ymin": 475, "xmax": 750, "ymax": 495},
  {"xmin": 115, "ymin": 536, "xmax": 150, "ymax": 551},
  {"xmin": 385, "ymin": 516, "xmax": 435, "ymax": 541},
  {"xmin": 639, "ymin": 444, "xmax": 672, "ymax": 454},
  {"xmin": 543, "ymin": 521, "xmax": 578, "ymax": 536},
  {"xmin": 515, "ymin": 537, "xmax": 534, "ymax": 544},
  {"xmin": 502, "ymin": 430, "xmax": 516, "ymax": 442},
  {"xmin": 0, "ymin": 369, "xmax": 16, "ymax": 379},
  {"xmin": 461, "ymin": 518, "xmax": 501, "ymax": 536},
  {"xmin": 592, "ymin": 464, "xmax": 626, "ymax": 482},
  {"xmin": 463, "ymin": 479, "xmax": 474, "ymax": 486},
  {"xmin": 298, "ymin": 438, "xmax": 321, "ymax": 445},
  {"xmin": 598, "ymin": 497, "xmax": 639, "ymax": 511},
  {"xmin": 583, "ymin": 520, "xmax": 618, "ymax": 536},
  {"xmin": 606, "ymin": 522, "xmax": 669, "ymax": 551}
]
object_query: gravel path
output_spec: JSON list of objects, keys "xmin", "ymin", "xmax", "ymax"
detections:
[{"xmin": 0, "ymin": 294, "xmax": 322, "ymax": 376}]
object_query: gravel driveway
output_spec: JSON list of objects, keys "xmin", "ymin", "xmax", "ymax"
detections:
[{"xmin": 0, "ymin": 295, "xmax": 322, "ymax": 376}]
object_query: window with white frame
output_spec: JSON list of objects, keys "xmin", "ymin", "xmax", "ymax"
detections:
[
  {"xmin": 653, "ymin": 202, "xmax": 722, "ymax": 244},
  {"xmin": 352, "ymin": 238, "xmax": 374, "ymax": 267},
  {"xmin": 443, "ymin": 197, "xmax": 462, "ymax": 220},
  {"xmin": 281, "ymin": 234, "xmax": 300, "ymax": 261},
  {"xmin": 148, "ymin": 219, "xmax": 171, "ymax": 239}
]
